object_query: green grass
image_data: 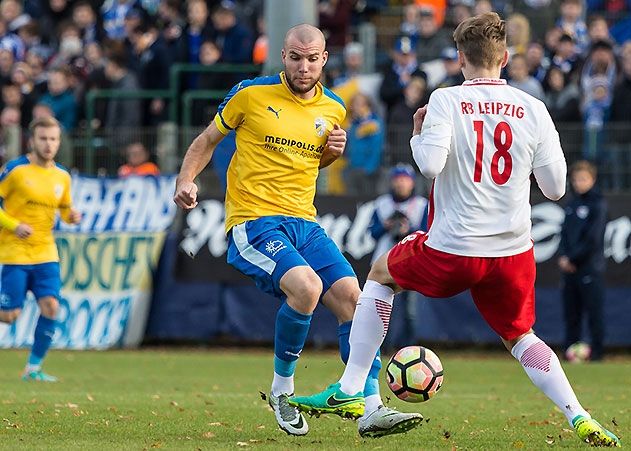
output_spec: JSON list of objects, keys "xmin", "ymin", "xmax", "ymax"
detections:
[{"xmin": 0, "ymin": 349, "xmax": 628, "ymax": 450}]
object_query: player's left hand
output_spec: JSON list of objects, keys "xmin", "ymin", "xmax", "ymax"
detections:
[
  {"xmin": 68, "ymin": 208, "xmax": 82, "ymax": 224},
  {"xmin": 326, "ymin": 124, "xmax": 346, "ymax": 158}
]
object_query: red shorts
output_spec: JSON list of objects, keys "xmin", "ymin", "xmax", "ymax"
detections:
[{"xmin": 387, "ymin": 231, "xmax": 535, "ymax": 341}]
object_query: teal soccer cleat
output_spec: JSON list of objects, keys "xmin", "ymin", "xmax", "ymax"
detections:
[
  {"xmin": 21, "ymin": 369, "xmax": 58, "ymax": 382},
  {"xmin": 289, "ymin": 382, "xmax": 365, "ymax": 419}
]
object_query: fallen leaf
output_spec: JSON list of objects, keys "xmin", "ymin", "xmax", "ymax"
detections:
[
  {"xmin": 66, "ymin": 403, "xmax": 78, "ymax": 409},
  {"xmin": 612, "ymin": 418, "xmax": 618, "ymax": 427},
  {"xmin": 256, "ymin": 425, "xmax": 265, "ymax": 429},
  {"xmin": 249, "ymin": 439, "xmax": 260, "ymax": 443},
  {"xmin": 545, "ymin": 435, "xmax": 555, "ymax": 445},
  {"xmin": 236, "ymin": 442, "xmax": 249, "ymax": 447},
  {"xmin": 443, "ymin": 430, "xmax": 451, "ymax": 439},
  {"xmin": 87, "ymin": 394, "xmax": 94, "ymax": 402},
  {"xmin": 259, "ymin": 392, "xmax": 267, "ymax": 401},
  {"xmin": 209, "ymin": 422, "xmax": 224, "ymax": 426},
  {"xmin": 202, "ymin": 432, "xmax": 215, "ymax": 438},
  {"xmin": 170, "ymin": 401, "xmax": 178, "ymax": 407}
]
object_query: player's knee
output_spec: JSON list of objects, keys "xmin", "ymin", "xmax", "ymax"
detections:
[
  {"xmin": 38, "ymin": 297, "xmax": 59, "ymax": 318},
  {"xmin": 367, "ymin": 254, "xmax": 391, "ymax": 285},
  {"xmin": 293, "ymin": 273, "xmax": 323, "ymax": 310},
  {"xmin": 0, "ymin": 309, "xmax": 21, "ymax": 324}
]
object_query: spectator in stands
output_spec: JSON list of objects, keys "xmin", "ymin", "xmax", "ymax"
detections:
[
  {"xmin": 400, "ymin": 3, "xmax": 421, "ymax": 44},
  {"xmin": 558, "ymin": 160, "xmax": 607, "ymax": 361},
  {"xmin": 318, "ymin": 0, "xmax": 354, "ymax": 57},
  {"xmin": 25, "ymin": 48, "xmax": 49, "ymax": 97},
  {"xmin": 508, "ymin": 53, "xmax": 545, "ymax": 100},
  {"xmin": 380, "ymin": 36, "xmax": 426, "ymax": 115},
  {"xmin": 47, "ymin": 21, "xmax": 84, "ymax": 69},
  {"xmin": 252, "ymin": 14, "xmax": 267, "ymax": 65},
  {"xmin": 72, "ymin": 1, "xmax": 103, "ymax": 45},
  {"xmin": 2, "ymin": 82, "xmax": 34, "ymax": 129},
  {"xmin": 15, "ymin": 19, "xmax": 41, "ymax": 54},
  {"xmin": 174, "ymin": 0, "xmax": 212, "ymax": 89},
  {"xmin": 130, "ymin": 20, "xmax": 170, "ymax": 125},
  {"xmin": 210, "ymin": 3, "xmax": 254, "ymax": 64},
  {"xmin": 11, "ymin": 63, "xmax": 39, "ymax": 119},
  {"xmin": 0, "ymin": 105, "xmax": 19, "ymax": 128},
  {"xmin": 101, "ymin": 0, "xmax": 137, "ymax": 41},
  {"xmin": 369, "ymin": 163, "xmax": 428, "ymax": 352},
  {"xmin": 580, "ymin": 39, "xmax": 616, "ymax": 107},
  {"xmin": 436, "ymin": 46, "xmax": 464, "ymax": 88},
  {"xmin": 103, "ymin": 53, "xmax": 141, "ymax": 132},
  {"xmin": 526, "ymin": 42, "xmax": 549, "ymax": 83},
  {"xmin": 543, "ymin": 65, "xmax": 581, "ymax": 123},
  {"xmin": 0, "ymin": 19, "xmax": 24, "ymax": 62},
  {"xmin": 608, "ymin": 42, "xmax": 631, "ymax": 184},
  {"xmin": 333, "ymin": 42, "xmax": 363, "ymax": 87},
  {"xmin": 552, "ymin": 33, "xmax": 580, "ymax": 77},
  {"xmin": 387, "ymin": 76, "xmax": 427, "ymax": 166},
  {"xmin": 587, "ymin": 14, "xmax": 613, "ymax": 47},
  {"xmin": 448, "ymin": 1, "xmax": 473, "ymax": 30},
  {"xmin": 473, "ymin": 0, "xmax": 493, "ymax": 15},
  {"xmin": 415, "ymin": 6, "xmax": 451, "ymax": 63},
  {"xmin": 118, "ymin": 141, "xmax": 160, "ymax": 177},
  {"xmin": 0, "ymin": 47, "xmax": 14, "ymax": 87},
  {"xmin": 544, "ymin": 26, "xmax": 563, "ymax": 60},
  {"xmin": 157, "ymin": 0, "xmax": 185, "ymax": 53},
  {"xmin": 345, "ymin": 93, "xmax": 384, "ymax": 196},
  {"xmin": 506, "ymin": 13, "xmax": 531, "ymax": 56},
  {"xmin": 582, "ymin": 76, "xmax": 611, "ymax": 165},
  {"xmin": 415, "ymin": 0, "xmax": 446, "ymax": 28},
  {"xmin": 557, "ymin": 0, "xmax": 589, "ymax": 53},
  {"xmin": 38, "ymin": 0, "xmax": 72, "ymax": 46},
  {"xmin": 31, "ymin": 102, "xmax": 54, "ymax": 120},
  {"xmin": 39, "ymin": 67, "xmax": 77, "ymax": 130}
]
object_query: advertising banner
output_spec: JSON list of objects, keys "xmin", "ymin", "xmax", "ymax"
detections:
[
  {"xmin": 175, "ymin": 195, "xmax": 631, "ymax": 286},
  {"xmin": 0, "ymin": 175, "xmax": 177, "ymax": 349}
]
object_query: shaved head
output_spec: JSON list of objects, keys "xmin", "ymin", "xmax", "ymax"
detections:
[{"xmin": 284, "ymin": 23, "xmax": 325, "ymax": 49}]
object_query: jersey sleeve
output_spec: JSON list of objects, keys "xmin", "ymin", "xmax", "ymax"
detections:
[
  {"xmin": 213, "ymin": 82, "xmax": 249, "ymax": 135},
  {"xmin": 0, "ymin": 165, "xmax": 10, "ymax": 198},
  {"xmin": 59, "ymin": 173, "xmax": 73, "ymax": 223},
  {"xmin": 533, "ymin": 103, "xmax": 565, "ymax": 168},
  {"xmin": 419, "ymin": 90, "xmax": 453, "ymax": 151}
]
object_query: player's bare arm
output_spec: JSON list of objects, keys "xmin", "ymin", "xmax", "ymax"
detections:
[
  {"xmin": 174, "ymin": 121, "xmax": 225, "ymax": 209},
  {"xmin": 319, "ymin": 124, "xmax": 346, "ymax": 169}
]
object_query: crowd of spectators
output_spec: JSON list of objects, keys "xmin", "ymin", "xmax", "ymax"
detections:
[{"xmin": 0, "ymin": 0, "xmax": 630, "ymax": 190}]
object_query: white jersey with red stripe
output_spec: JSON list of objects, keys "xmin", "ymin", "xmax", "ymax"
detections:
[{"xmin": 418, "ymin": 78, "xmax": 565, "ymax": 257}]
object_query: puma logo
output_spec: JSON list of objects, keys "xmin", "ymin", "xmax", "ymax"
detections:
[{"xmin": 267, "ymin": 106, "xmax": 281, "ymax": 118}]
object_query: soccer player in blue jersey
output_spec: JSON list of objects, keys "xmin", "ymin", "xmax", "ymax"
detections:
[
  {"xmin": 0, "ymin": 117, "xmax": 82, "ymax": 381},
  {"xmin": 174, "ymin": 24, "xmax": 422, "ymax": 437}
]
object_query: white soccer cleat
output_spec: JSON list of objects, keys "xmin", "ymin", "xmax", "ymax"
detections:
[
  {"xmin": 358, "ymin": 405, "xmax": 423, "ymax": 438},
  {"xmin": 269, "ymin": 393, "xmax": 309, "ymax": 436}
]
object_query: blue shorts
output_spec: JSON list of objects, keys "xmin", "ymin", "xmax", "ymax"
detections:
[
  {"xmin": 0, "ymin": 262, "xmax": 61, "ymax": 310},
  {"xmin": 227, "ymin": 216, "xmax": 356, "ymax": 298}
]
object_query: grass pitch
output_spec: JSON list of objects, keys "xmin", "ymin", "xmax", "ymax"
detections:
[{"xmin": 0, "ymin": 348, "xmax": 628, "ymax": 450}]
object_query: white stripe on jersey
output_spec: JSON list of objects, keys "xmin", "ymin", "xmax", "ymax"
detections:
[{"xmin": 418, "ymin": 78, "xmax": 565, "ymax": 257}]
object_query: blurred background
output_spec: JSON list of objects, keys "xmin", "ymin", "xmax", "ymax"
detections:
[{"xmin": 0, "ymin": 0, "xmax": 629, "ymax": 354}]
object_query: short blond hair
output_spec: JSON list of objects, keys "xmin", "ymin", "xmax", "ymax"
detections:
[
  {"xmin": 453, "ymin": 12, "xmax": 506, "ymax": 69},
  {"xmin": 29, "ymin": 116, "xmax": 61, "ymax": 134}
]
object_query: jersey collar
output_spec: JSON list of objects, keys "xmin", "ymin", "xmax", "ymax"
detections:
[
  {"xmin": 280, "ymin": 71, "xmax": 323, "ymax": 104},
  {"xmin": 463, "ymin": 78, "xmax": 507, "ymax": 86}
]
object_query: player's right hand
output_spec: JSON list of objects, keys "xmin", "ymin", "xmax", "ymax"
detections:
[
  {"xmin": 173, "ymin": 180, "xmax": 199, "ymax": 209},
  {"xmin": 412, "ymin": 105, "xmax": 428, "ymax": 135},
  {"xmin": 14, "ymin": 223, "xmax": 33, "ymax": 239}
]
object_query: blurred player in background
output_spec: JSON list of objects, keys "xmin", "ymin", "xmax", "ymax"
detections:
[
  {"xmin": 174, "ymin": 24, "xmax": 420, "ymax": 437},
  {"xmin": 0, "ymin": 117, "xmax": 81, "ymax": 382},
  {"xmin": 291, "ymin": 13, "xmax": 620, "ymax": 447}
]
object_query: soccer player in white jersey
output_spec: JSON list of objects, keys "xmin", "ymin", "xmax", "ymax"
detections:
[{"xmin": 291, "ymin": 13, "xmax": 620, "ymax": 447}]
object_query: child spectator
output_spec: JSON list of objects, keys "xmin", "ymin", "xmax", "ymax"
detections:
[{"xmin": 118, "ymin": 141, "xmax": 161, "ymax": 177}]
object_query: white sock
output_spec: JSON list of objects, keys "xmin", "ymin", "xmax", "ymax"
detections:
[
  {"xmin": 271, "ymin": 373, "xmax": 294, "ymax": 396},
  {"xmin": 25, "ymin": 364, "xmax": 40, "ymax": 373},
  {"xmin": 511, "ymin": 333, "xmax": 590, "ymax": 425},
  {"xmin": 364, "ymin": 394, "xmax": 383, "ymax": 416},
  {"xmin": 339, "ymin": 280, "xmax": 394, "ymax": 395}
]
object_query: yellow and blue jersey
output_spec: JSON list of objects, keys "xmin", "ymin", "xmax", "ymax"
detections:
[
  {"xmin": 0, "ymin": 155, "xmax": 73, "ymax": 264},
  {"xmin": 213, "ymin": 71, "xmax": 346, "ymax": 233}
]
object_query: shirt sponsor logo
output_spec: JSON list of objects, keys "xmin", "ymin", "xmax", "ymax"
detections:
[
  {"xmin": 267, "ymin": 106, "xmax": 281, "ymax": 118},
  {"xmin": 54, "ymin": 184, "xmax": 64, "ymax": 199}
]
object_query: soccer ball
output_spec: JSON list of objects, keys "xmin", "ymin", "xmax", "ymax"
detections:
[
  {"xmin": 565, "ymin": 342, "xmax": 591, "ymax": 363},
  {"xmin": 386, "ymin": 346, "xmax": 444, "ymax": 403}
]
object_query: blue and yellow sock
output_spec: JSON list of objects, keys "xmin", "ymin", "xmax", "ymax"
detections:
[{"xmin": 27, "ymin": 315, "xmax": 57, "ymax": 370}]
